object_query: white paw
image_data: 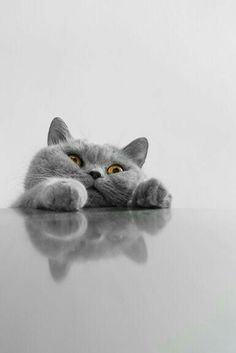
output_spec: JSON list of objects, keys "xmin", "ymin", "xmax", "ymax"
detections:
[{"xmin": 40, "ymin": 178, "xmax": 88, "ymax": 211}]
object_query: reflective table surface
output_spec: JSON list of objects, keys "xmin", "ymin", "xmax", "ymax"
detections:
[{"xmin": 0, "ymin": 208, "xmax": 236, "ymax": 353}]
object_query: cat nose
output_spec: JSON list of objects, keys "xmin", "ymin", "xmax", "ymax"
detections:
[{"xmin": 89, "ymin": 170, "xmax": 102, "ymax": 180}]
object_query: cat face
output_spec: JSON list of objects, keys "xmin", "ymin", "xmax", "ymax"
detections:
[{"xmin": 25, "ymin": 118, "xmax": 149, "ymax": 207}]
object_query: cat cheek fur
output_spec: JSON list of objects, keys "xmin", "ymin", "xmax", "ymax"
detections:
[
  {"xmin": 85, "ymin": 189, "xmax": 107, "ymax": 207},
  {"xmin": 91, "ymin": 170, "xmax": 142, "ymax": 207},
  {"xmin": 24, "ymin": 146, "xmax": 94, "ymax": 190}
]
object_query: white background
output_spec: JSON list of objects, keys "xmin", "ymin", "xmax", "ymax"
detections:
[{"xmin": 0, "ymin": 0, "xmax": 235, "ymax": 209}]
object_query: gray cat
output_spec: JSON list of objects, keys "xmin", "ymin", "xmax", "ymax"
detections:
[{"xmin": 12, "ymin": 118, "xmax": 172, "ymax": 211}]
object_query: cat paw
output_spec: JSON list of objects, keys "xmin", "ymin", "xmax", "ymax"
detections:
[
  {"xmin": 39, "ymin": 178, "xmax": 88, "ymax": 211},
  {"xmin": 130, "ymin": 178, "xmax": 172, "ymax": 209}
]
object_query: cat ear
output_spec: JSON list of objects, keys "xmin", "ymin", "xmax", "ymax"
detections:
[
  {"xmin": 122, "ymin": 137, "xmax": 148, "ymax": 167},
  {"xmin": 48, "ymin": 259, "xmax": 71, "ymax": 282},
  {"xmin": 47, "ymin": 117, "xmax": 72, "ymax": 145},
  {"xmin": 123, "ymin": 237, "xmax": 148, "ymax": 263}
]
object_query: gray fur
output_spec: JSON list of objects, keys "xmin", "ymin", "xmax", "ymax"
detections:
[
  {"xmin": 12, "ymin": 118, "xmax": 172, "ymax": 211},
  {"xmin": 47, "ymin": 117, "xmax": 72, "ymax": 145},
  {"xmin": 123, "ymin": 137, "xmax": 148, "ymax": 167}
]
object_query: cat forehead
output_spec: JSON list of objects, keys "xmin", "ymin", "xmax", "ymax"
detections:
[{"xmin": 61, "ymin": 140, "xmax": 126, "ymax": 164}]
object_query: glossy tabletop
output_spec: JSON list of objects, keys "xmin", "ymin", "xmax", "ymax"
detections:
[{"xmin": 0, "ymin": 208, "xmax": 236, "ymax": 353}]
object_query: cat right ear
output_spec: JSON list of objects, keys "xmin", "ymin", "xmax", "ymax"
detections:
[
  {"xmin": 47, "ymin": 117, "xmax": 72, "ymax": 145},
  {"xmin": 123, "ymin": 137, "xmax": 149, "ymax": 167}
]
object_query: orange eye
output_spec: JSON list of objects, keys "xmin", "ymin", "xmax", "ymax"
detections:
[
  {"xmin": 68, "ymin": 154, "xmax": 82, "ymax": 167},
  {"xmin": 107, "ymin": 164, "xmax": 124, "ymax": 175}
]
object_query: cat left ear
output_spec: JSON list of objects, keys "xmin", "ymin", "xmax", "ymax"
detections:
[
  {"xmin": 47, "ymin": 117, "xmax": 72, "ymax": 145},
  {"xmin": 122, "ymin": 137, "xmax": 149, "ymax": 167}
]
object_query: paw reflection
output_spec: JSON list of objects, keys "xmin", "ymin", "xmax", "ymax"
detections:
[{"xmin": 20, "ymin": 208, "xmax": 171, "ymax": 282}]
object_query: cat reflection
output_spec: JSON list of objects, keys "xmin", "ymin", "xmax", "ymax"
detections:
[{"xmin": 20, "ymin": 209, "xmax": 171, "ymax": 281}]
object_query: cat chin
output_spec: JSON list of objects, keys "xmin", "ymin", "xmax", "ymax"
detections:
[{"xmin": 85, "ymin": 188, "xmax": 108, "ymax": 207}]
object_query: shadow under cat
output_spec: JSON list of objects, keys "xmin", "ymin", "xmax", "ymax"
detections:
[{"xmin": 17, "ymin": 208, "xmax": 171, "ymax": 282}]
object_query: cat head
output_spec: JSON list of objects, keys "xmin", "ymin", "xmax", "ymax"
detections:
[{"xmin": 25, "ymin": 117, "xmax": 149, "ymax": 207}]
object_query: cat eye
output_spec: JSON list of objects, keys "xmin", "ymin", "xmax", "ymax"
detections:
[
  {"xmin": 68, "ymin": 154, "xmax": 83, "ymax": 167},
  {"xmin": 107, "ymin": 164, "xmax": 124, "ymax": 174}
]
